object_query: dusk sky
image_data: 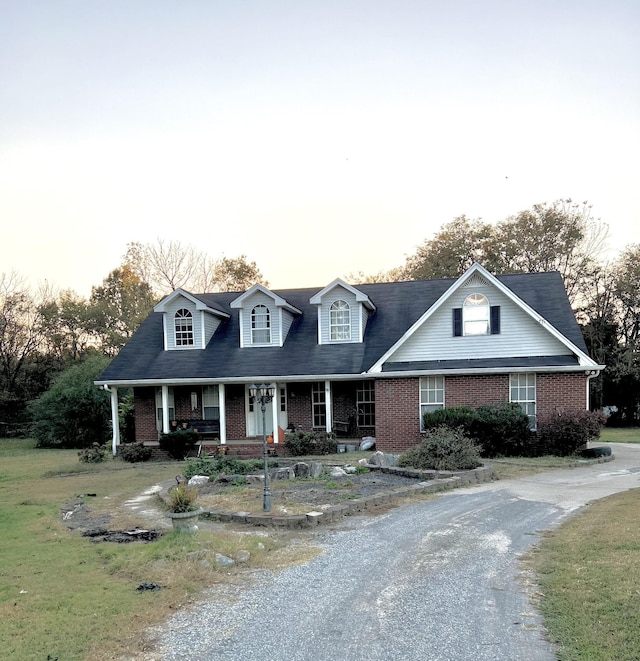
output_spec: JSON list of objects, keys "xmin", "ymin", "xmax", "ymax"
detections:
[{"xmin": 1, "ymin": 1, "xmax": 638, "ymax": 296}]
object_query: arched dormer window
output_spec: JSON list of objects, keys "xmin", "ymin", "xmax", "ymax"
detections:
[
  {"xmin": 251, "ymin": 305, "xmax": 271, "ymax": 344},
  {"xmin": 174, "ymin": 308, "xmax": 194, "ymax": 346},
  {"xmin": 463, "ymin": 294, "xmax": 490, "ymax": 335},
  {"xmin": 330, "ymin": 300, "xmax": 351, "ymax": 340}
]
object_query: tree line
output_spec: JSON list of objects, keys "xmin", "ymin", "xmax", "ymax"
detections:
[{"xmin": 2, "ymin": 201, "xmax": 639, "ymax": 437}]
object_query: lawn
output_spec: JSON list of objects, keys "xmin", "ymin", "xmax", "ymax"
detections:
[
  {"xmin": 599, "ymin": 426, "xmax": 640, "ymax": 444},
  {"xmin": 2, "ymin": 436, "xmax": 638, "ymax": 660},
  {"xmin": 0, "ymin": 439, "xmax": 300, "ymax": 661}
]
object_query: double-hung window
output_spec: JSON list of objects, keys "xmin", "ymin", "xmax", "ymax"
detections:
[
  {"xmin": 202, "ymin": 385, "xmax": 220, "ymax": 421},
  {"xmin": 155, "ymin": 387, "xmax": 175, "ymax": 430},
  {"xmin": 420, "ymin": 376, "xmax": 444, "ymax": 429},
  {"xmin": 510, "ymin": 373, "xmax": 536, "ymax": 429},
  {"xmin": 174, "ymin": 309, "xmax": 194, "ymax": 346},
  {"xmin": 251, "ymin": 305, "xmax": 271, "ymax": 344},
  {"xmin": 330, "ymin": 300, "xmax": 351, "ymax": 341},
  {"xmin": 312, "ymin": 382, "xmax": 326, "ymax": 428},
  {"xmin": 356, "ymin": 381, "xmax": 375, "ymax": 427}
]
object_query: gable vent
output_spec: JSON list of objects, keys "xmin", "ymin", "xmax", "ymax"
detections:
[{"xmin": 462, "ymin": 273, "xmax": 489, "ymax": 288}]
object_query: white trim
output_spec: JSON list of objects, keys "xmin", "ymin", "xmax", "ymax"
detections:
[
  {"xmin": 230, "ymin": 284, "xmax": 301, "ymax": 314},
  {"xmin": 370, "ymin": 263, "xmax": 600, "ymax": 373},
  {"xmin": 310, "ymin": 278, "xmax": 375, "ymax": 310},
  {"xmin": 154, "ymin": 288, "xmax": 230, "ymax": 318},
  {"xmin": 219, "ymin": 384, "xmax": 226, "ymax": 444}
]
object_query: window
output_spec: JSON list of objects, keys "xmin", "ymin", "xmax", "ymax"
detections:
[
  {"xmin": 463, "ymin": 294, "xmax": 489, "ymax": 335},
  {"xmin": 510, "ymin": 373, "xmax": 536, "ymax": 429},
  {"xmin": 174, "ymin": 309, "xmax": 194, "ymax": 346},
  {"xmin": 251, "ymin": 305, "xmax": 271, "ymax": 344},
  {"xmin": 330, "ymin": 300, "xmax": 351, "ymax": 340},
  {"xmin": 356, "ymin": 381, "xmax": 375, "ymax": 427},
  {"xmin": 202, "ymin": 385, "xmax": 220, "ymax": 421},
  {"xmin": 312, "ymin": 382, "xmax": 326, "ymax": 428},
  {"xmin": 155, "ymin": 387, "xmax": 175, "ymax": 430},
  {"xmin": 420, "ymin": 376, "xmax": 444, "ymax": 428}
]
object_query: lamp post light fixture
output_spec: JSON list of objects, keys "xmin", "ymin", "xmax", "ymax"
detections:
[{"xmin": 249, "ymin": 383, "xmax": 275, "ymax": 512}]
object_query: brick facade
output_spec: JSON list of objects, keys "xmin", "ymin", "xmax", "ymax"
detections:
[{"xmin": 134, "ymin": 372, "xmax": 589, "ymax": 452}]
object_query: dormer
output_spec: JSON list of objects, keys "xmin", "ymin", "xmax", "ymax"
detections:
[
  {"xmin": 154, "ymin": 289, "xmax": 230, "ymax": 351},
  {"xmin": 310, "ymin": 279, "xmax": 376, "ymax": 344},
  {"xmin": 230, "ymin": 284, "xmax": 301, "ymax": 348}
]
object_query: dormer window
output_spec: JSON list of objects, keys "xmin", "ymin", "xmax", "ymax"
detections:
[
  {"xmin": 463, "ymin": 294, "xmax": 490, "ymax": 335},
  {"xmin": 251, "ymin": 305, "xmax": 271, "ymax": 344},
  {"xmin": 174, "ymin": 309, "xmax": 194, "ymax": 346},
  {"xmin": 330, "ymin": 300, "xmax": 351, "ymax": 341}
]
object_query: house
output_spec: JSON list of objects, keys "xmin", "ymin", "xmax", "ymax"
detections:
[{"xmin": 95, "ymin": 263, "xmax": 604, "ymax": 456}]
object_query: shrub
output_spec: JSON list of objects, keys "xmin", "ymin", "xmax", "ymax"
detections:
[
  {"xmin": 78, "ymin": 442, "xmax": 108, "ymax": 464},
  {"xmin": 118, "ymin": 442, "xmax": 152, "ymax": 463},
  {"xmin": 398, "ymin": 425, "xmax": 483, "ymax": 471},
  {"xmin": 421, "ymin": 403, "xmax": 532, "ymax": 458},
  {"xmin": 536, "ymin": 410, "xmax": 606, "ymax": 456},
  {"xmin": 159, "ymin": 429, "xmax": 199, "ymax": 460},
  {"xmin": 29, "ymin": 355, "xmax": 112, "ymax": 449},
  {"xmin": 183, "ymin": 456, "xmax": 268, "ymax": 480},
  {"xmin": 284, "ymin": 430, "xmax": 337, "ymax": 456}
]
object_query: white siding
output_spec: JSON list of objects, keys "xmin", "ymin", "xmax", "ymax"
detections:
[
  {"xmin": 165, "ymin": 297, "xmax": 203, "ymax": 350},
  {"xmin": 318, "ymin": 286, "xmax": 361, "ymax": 344},
  {"xmin": 201, "ymin": 311, "xmax": 222, "ymax": 347},
  {"xmin": 241, "ymin": 291, "xmax": 281, "ymax": 347},
  {"xmin": 281, "ymin": 309, "xmax": 295, "ymax": 343},
  {"xmin": 389, "ymin": 283, "xmax": 569, "ymax": 363}
]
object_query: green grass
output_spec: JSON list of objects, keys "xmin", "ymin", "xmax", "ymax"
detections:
[
  {"xmin": 531, "ymin": 488, "xmax": 640, "ymax": 660},
  {"xmin": 0, "ymin": 439, "xmax": 291, "ymax": 661},
  {"xmin": 599, "ymin": 427, "xmax": 640, "ymax": 444}
]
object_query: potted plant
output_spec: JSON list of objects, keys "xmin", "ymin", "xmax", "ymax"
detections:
[{"xmin": 166, "ymin": 480, "xmax": 202, "ymax": 533}]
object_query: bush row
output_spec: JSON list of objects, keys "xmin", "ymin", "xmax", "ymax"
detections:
[
  {"xmin": 183, "ymin": 455, "xmax": 269, "ymax": 480},
  {"xmin": 284, "ymin": 430, "xmax": 338, "ymax": 456}
]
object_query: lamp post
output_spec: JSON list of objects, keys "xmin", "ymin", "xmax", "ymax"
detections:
[{"xmin": 249, "ymin": 383, "xmax": 274, "ymax": 512}]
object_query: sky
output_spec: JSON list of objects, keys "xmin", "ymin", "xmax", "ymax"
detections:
[{"xmin": 1, "ymin": 0, "xmax": 638, "ymax": 296}]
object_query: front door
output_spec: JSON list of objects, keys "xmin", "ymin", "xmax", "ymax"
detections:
[{"xmin": 246, "ymin": 385, "xmax": 275, "ymax": 438}]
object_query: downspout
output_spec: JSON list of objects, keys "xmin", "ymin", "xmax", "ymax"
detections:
[
  {"xmin": 103, "ymin": 384, "xmax": 120, "ymax": 456},
  {"xmin": 585, "ymin": 370, "xmax": 600, "ymax": 410}
]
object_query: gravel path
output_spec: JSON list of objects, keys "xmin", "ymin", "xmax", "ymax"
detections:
[{"xmin": 152, "ymin": 443, "xmax": 640, "ymax": 660}]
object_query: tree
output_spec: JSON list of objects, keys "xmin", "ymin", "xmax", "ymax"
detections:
[
  {"xmin": 88, "ymin": 266, "xmax": 156, "ymax": 355},
  {"xmin": 29, "ymin": 355, "xmax": 112, "ymax": 448},
  {"xmin": 123, "ymin": 240, "xmax": 267, "ymax": 295},
  {"xmin": 402, "ymin": 200, "xmax": 608, "ymax": 305},
  {"xmin": 403, "ymin": 216, "xmax": 493, "ymax": 281},
  {"xmin": 0, "ymin": 272, "xmax": 51, "ymax": 426}
]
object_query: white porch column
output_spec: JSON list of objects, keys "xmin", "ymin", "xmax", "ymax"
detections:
[
  {"xmin": 161, "ymin": 385, "xmax": 170, "ymax": 434},
  {"xmin": 271, "ymin": 385, "xmax": 279, "ymax": 442},
  {"xmin": 109, "ymin": 386, "xmax": 120, "ymax": 456},
  {"xmin": 325, "ymin": 380, "xmax": 332, "ymax": 433},
  {"xmin": 219, "ymin": 384, "xmax": 226, "ymax": 444}
]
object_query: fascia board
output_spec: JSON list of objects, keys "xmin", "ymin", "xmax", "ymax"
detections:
[
  {"xmin": 230, "ymin": 284, "xmax": 301, "ymax": 315},
  {"xmin": 154, "ymin": 289, "xmax": 230, "ymax": 318},
  {"xmin": 369, "ymin": 364, "xmax": 606, "ymax": 379},
  {"xmin": 310, "ymin": 278, "xmax": 375, "ymax": 310}
]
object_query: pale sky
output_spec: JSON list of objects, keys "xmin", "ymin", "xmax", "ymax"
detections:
[{"xmin": 1, "ymin": 0, "xmax": 638, "ymax": 296}]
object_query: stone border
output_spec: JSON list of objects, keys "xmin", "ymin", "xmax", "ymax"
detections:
[{"xmin": 196, "ymin": 464, "xmax": 496, "ymax": 529}]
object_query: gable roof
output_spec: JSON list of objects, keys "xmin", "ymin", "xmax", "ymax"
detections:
[
  {"xmin": 153, "ymin": 288, "xmax": 230, "ymax": 318},
  {"xmin": 96, "ymin": 269, "xmax": 600, "ymax": 385},
  {"xmin": 230, "ymin": 284, "xmax": 302, "ymax": 315},
  {"xmin": 309, "ymin": 278, "xmax": 376, "ymax": 310}
]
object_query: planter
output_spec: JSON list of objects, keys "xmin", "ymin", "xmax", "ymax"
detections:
[{"xmin": 166, "ymin": 508, "xmax": 202, "ymax": 533}]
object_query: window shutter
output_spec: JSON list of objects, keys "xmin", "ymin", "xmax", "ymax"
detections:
[
  {"xmin": 453, "ymin": 308, "xmax": 462, "ymax": 336},
  {"xmin": 490, "ymin": 306, "xmax": 501, "ymax": 335}
]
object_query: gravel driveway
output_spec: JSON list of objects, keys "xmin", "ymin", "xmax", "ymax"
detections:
[{"xmin": 154, "ymin": 443, "xmax": 640, "ymax": 661}]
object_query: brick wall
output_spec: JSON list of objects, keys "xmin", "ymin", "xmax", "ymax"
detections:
[
  {"xmin": 374, "ymin": 372, "xmax": 589, "ymax": 453},
  {"xmin": 134, "ymin": 387, "xmax": 157, "ymax": 443},
  {"xmin": 225, "ymin": 384, "xmax": 247, "ymax": 439}
]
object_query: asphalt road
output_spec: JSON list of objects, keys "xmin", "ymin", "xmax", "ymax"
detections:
[{"xmin": 156, "ymin": 443, "xmax": 640, "ymax": 661}]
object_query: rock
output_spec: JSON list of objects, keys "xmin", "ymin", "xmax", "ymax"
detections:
[
  {"xmin": 214, "ymin": 474, "xmax": 247, "ymax": 484},
  {"xmin": 309, "ymin": 461, "xmax": 324, "ymax": 478},
  {"xmin": 233, "ymin": 550, "xmax": 251, "ymax": 563},
  {"xmin": 214, "ymin": 553, "xmax": 235, "ymax": 568},
  {"xmin": 358, "ymin": 458, "xmax": 368, "ymax": 466},
  {"xmin": 188, "ymin": 475, "xmax": 210, "ymax": 487},
  {"xmin": 369, "ymin": 451, "xmax": 399, "ymax": 468},
  {"xmin": 246, "ymin": 474, "xmax": 265, "ymax": 483},
  {"xmin": 293, "ymin": 462, "xmax": 310, "ymax": 478},
  {"xmin": 186, "ymin": 550, "xmax": 211, "ymax": 568},
  {"xmin": 271, "ymin": 467, "xmax": 295, "ymax": 480},
  {"xmin": 330, "ymin": 466, "xmax": 347, "ymax": 477},
  {"xmin": 343, "ymin": 465, "xmax": 357, "ymax": 474}
]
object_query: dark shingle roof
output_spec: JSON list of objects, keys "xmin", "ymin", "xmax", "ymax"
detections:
[{"xmin": 97, "ymin": 271, "xmax": 589, "ymax": 383}]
